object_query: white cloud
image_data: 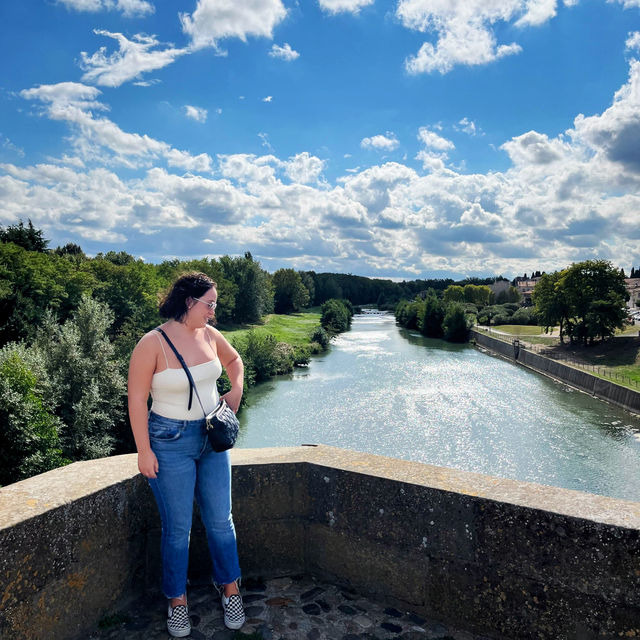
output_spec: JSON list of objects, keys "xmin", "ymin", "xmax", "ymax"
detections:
[
  {"xmin": 80, "ymin": 30, "xmax": 186, "ymax": 88},
  {"xmin": 218, "ymin": 154, "xmax": 280, "ymax": 190},
  {"xmin": 262, "ymin": 96, "xmax": 273, "ymax": 102},
  {"xmin": 180, "ymin": 0, "xmax": 287, "ymax": 50},
  {"xmin": 569, "ymin": 59, "xmax": 640, "ymax": 173},
  {"xmin": 1, "ymin": 135, "xmax": 25, "ymax": 158},
  {"xmin": 361, "ymin": 133, "xmax": 400, "ymax": 151},
  {"xmin": 515, "ymin": 0, "xmax": 558, "ymax": 27},
  {"xmin": 269, "ymin": 43, "xmax": 300, "ymax": 61},
  {"xmin": 56, "ymin": 0, "xmax": 154, "ymax": 17},
  {"xmin": 185, "ymin": 105, "xmax": 208, "ymax": 122},
  {"xmin": 318, "ymin": 0, "xmax": 374, "ymax": 14},
  {"xmin": 627, "ymin": 31, "xmax": 640, "ymax": 53},
  {"xmin": 6, "ymin": 57, "xmax": 640, "ymax": 276},
  {"xmin": 285, "ymin": 152, "xmax": 325, "ymax": 184},
  {"xmin": 20, "ymin": 82, "xmax": 212, "ymax": 172},
  {"xmin": 258, "ymin": 133, "xmax": 273, "ymax": 151},
  {"xmin": 398, "ymin": 0, "xmax": 532, "ymax": 74},
  {"xmin": 133, "ymin": 79, "xmax": 161, "ymax": 87},
  {"xmin": 417, "ymin": 127, "xmax": 454, "ymax": 151},
  {"xmin": 455, "ymin": 117, "xmax": 481, "ymax": 136},
  {"xmin": 501, "ymin": 130, "xmax": 568, "ymax": 165}
]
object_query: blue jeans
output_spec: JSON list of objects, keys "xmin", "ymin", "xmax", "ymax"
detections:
[{"xmin": 147, "ymin": 411, "xmax": 241, "ymax": 599}]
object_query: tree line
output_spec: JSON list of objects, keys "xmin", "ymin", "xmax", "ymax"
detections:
[
  {"xmin": 395, "ymin": 259, "xmax": 630, "ymax": 346},
  {"xmin": 0, "ymin": 222, "xmax": 362, "ymax": 485}
]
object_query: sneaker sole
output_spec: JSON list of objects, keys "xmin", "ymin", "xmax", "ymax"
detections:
[
  {"xmin": 167, "ymin": 626, "xmax": 191, "ymax": 638},
  {"xmin": 224, "ymin": 618, "xmax": 245, "ymax": 630}
]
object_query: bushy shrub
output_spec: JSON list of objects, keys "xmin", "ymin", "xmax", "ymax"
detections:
[
  {"xmin": 511, "ymin": 307, "xmax": 538, "ymax": 325},
  {"xmin": 0, "ymin": 343, "xmax": 68, "ymax": 485},
  {"xmin": 395, "ymin": 300, "xmax": 420, "ymax": 329},
  {"xmin": 273, "ymin": 342, "xmax": 295, "ymax": 375},
  {"xmin": 321, "ymin": 299, "xmax": 352, "ymax": 334},
  {"xmin": 311, "ymin": 326, "xmax": 330, "ymax": 349},
  {"xmin": 236, "ymin": 330, "xmax": 279, "ymax": 383},
  {"xmin": 35, "ymin": 296, "xmax": 126, "ymax": 461},
  {"xmin": 309, "ymin": 341, "xmax": 324, "ymax": 355},
  {"xmin": 492, "ymin": 313, "xmax": 512, "ymax": 326},
  {"xmin": 292, "ymin": 345, "xmax": 311, "ymax": 366}
]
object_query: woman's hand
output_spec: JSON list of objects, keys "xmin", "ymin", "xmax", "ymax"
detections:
[
  {"xmin": 221, "ymin": 388, "xmax": 242, "ymax": 414},
  {"xmin": 138, "ymin": 449, "xmax": 159, "ymax": 478}
]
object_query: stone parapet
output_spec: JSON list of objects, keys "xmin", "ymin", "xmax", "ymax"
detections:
[{"xmin": 1, "ymin": 446, "xmax": 639, "ymax": 639}]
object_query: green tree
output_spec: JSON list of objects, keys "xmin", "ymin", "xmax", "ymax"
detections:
[
  {"xmin": 417, "ymin": 290, "xmax": 445, "ymax": 338},
  {"xmin": 443, "ymin": 303, "xmax": 470, "ymax": 342},
  {"xmin": 462, "ymin": 284, "xmax": 492, "ymax": 306},
  {"xmin": 443, "ymin": 285, "xmax": 465, "ymax": 303},
  {"xmin": 534, "ymin": 260, "xmax": 628, "ymax": 344},
  {"xmin": 0, "ymin": 219, "xmax": 49, "ymax": 252},
  {"xmin": 533, "ymin": 271, "xmax": 570, "ymax": 340},
  {"xmin": 299, "ymin": 271, "xmax": 316, "ymax": 306},
  {"xmin": 54, "ymin": 243, "xmax": 86, "ymax": 258},
  {"xmin": 95, "ymin": 250, "xmax": 136, "ymax": 266},
  {"xmin": 35, "ymin": 296, "xmax": 126, "ymax": 461},
  {"xmin": 273, "ymin": 268, "xmax": 310, "ymax": 314},
  {"xmin": 395, "ymin": 299, "xmax": 420, "ymax": 329},
  {"xmin": 0, "ymin": 243, "xmax": 96, "ymax": 346},
  {"xmin": 496, "ymin": 286, "xmax": 521, "ymax": 304},
  {"xmin": 88, "ymin": 257, "xmax": 162, "ymax": 341},
  {"xmin": 0, "ymin": 343, "xmax": 68, "ymax": 485},
  {"xmin": 561, "ymin": 260, "xmax": 628, "ymax": 344},
  {"xmin": 321, "ymin": 299, "xmax": 352, "ymax": 334},
  {"xmin": 219, "ymin": 253, "xmax": 273, "ymax": 324}
]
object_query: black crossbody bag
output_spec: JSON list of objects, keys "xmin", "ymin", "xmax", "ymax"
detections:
[{"xmin": 155, "ymin": 328, "xmax": 239, "ymax": 452}]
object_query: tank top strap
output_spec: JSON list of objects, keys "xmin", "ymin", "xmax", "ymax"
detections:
[{"xmin": 154, "ymin": 331, "xmax": 169, "ymax": 369}]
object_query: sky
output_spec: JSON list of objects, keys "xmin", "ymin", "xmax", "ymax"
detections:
[{"xmin": 0, "ymin": 0, "xmax": 639, "ymax": 280}]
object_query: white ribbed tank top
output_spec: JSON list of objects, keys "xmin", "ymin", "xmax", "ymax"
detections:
[{"xmin": 150, "ymin": 332, "xmax": 222, "ymax": 420}]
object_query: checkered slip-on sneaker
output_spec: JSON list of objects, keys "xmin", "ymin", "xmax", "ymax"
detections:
[
  {"xmin": 221, "ymin": 592, "xmax": 245, "ymax": 630},
  {"xmin": 167, "ymin": 604, "xmax": 191, "ymax": 638}
]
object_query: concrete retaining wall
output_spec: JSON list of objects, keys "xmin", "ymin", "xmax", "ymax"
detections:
[
  {"xmin": 472, "ymin": 330, "xmax": 640, "ymax": 413},
  {"xmin": 1, "ymin": 446, "xmax": 640, "ymax": 640}
]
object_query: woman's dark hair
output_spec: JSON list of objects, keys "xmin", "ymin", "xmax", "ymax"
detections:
[{"xmin": 159, "ymin": 272, "xmax": 217, "ymax": 321}]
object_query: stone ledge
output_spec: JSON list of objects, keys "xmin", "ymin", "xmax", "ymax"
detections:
[{"xmin": 1, "ymin": 446, "xmax": 639, "ymax": 640}]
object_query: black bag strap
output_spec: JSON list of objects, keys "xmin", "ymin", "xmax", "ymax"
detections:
[{"xmin": 155, "ymin": 327, "xmax": 204, "ymax": 414}]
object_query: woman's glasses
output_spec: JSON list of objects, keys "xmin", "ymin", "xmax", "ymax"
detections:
[{"xmin": 194, "ymin": 297, "xmax": 217, "ymax": 310}]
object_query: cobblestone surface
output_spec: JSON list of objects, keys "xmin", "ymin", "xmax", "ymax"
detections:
[{"xmin": 89, "ymin": 574, "xmax": 489, "ymax": 640}]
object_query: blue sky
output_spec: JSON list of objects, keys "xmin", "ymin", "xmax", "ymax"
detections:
[{"xmin": 1, "ymin": 0, "xmax": 639, "ymax": 279}]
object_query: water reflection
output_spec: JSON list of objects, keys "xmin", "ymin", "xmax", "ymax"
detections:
[{"xmin": 239, "ymin": 313, "xmax": 640, "ymax": 501}]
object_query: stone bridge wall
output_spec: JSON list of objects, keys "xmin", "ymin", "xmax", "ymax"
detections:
[{"xmin": 1, "ymin": 446, "xmax": 639, "ymax": 640}]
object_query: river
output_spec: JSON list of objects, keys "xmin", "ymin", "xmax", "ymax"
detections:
[{"xmin": 237, "ymin": 313, "xmax": 640, "ymax": 502}]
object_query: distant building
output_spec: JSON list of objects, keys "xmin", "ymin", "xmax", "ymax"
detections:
[
  {"xmin": 625, "ymin": 278, "xmax": 640, "ymax": 310},
  {"xmin": 514, "ymin": 277, "xmax": 541, "ymax": 304},
  {"xmin": 489, "ymin": 280, "xmax": 510, "ymax": 299}
]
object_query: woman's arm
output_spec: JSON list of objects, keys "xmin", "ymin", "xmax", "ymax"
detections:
[
  {"xmin": 211, "ymin": 327, "xmax": 244, "ymax": 413},
  {"xmin": 128, "ymin": 333, "xmax": 159, "ymax": 478}
]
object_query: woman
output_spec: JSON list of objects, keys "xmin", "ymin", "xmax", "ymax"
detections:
[{"xmin": 128, "ymin": 272, "xmax": 245, "ymax": 638}]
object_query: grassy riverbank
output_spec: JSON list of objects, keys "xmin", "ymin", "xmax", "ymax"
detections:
[{"xmin": 219, "ymin": 308, "xmax": 322, "ymax": 345}]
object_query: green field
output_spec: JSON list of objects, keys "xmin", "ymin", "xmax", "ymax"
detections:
[
  {"xmin": 487, "ymin": 325, "xmax": 549, "ymax": 335},
  {"xmin": 219, "ymin": 309, "xmax": 322, "ymax": 346}
]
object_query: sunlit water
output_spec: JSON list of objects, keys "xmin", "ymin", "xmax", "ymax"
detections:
[{"xmin": 238, "ymin": 313, "xmax": 640, "ymax": 501}]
